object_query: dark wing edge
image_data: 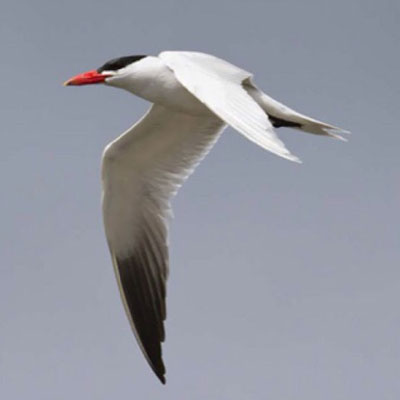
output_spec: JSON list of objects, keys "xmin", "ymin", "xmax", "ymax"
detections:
[{"xmin": 111, "ymin": 218, "xmax": 168, "ymax": 385}]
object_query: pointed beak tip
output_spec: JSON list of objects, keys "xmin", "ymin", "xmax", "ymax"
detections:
[{"xmin": 63, "ymin": 70, "xmax": 108, "ymax": 87}]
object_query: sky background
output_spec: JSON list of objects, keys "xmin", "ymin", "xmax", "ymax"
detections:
[{"xmin": 1, "ymin": 0, "xmax": 399, "ymax": 398}]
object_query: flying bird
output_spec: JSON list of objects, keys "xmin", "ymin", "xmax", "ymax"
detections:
[{"xmin": 64, "ymin": 51, "xmax": 348, "ymax": 384}]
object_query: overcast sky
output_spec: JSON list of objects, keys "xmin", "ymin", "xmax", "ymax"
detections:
[{"xmin": 1, "ymin": 0, "xmax": 399, "ymax": 399}]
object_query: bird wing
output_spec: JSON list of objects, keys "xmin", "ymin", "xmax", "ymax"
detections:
[
  {"xmin": 159, "ymin": 51, "xmax": 300, "ymax": 162},
  {"xmin": 101, "ymin": 104, "xmax": 225, "ymax": 384}
]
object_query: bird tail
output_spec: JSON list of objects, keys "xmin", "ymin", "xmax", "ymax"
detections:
[{"xmin": 245, "ymin": 82, "xmax": 350, "ymax": 141}]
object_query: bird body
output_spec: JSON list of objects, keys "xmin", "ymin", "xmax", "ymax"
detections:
[{"xmin": 65, "ymin": 51, "xmax": 348, "ymax": 384}]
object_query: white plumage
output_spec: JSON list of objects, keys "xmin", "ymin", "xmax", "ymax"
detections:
[{"xmin": 65, "ymin": 51, "xmax": 348, "ymax": 384}]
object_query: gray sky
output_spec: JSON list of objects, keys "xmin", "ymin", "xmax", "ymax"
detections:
[{"xmin": 1, "ymin": 0, "xmax": 399, "ymax": 398}]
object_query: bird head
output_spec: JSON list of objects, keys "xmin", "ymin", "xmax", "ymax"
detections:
[{"xmin": 63, "ymin": 55, "xmax": 147, "ymax": 87}]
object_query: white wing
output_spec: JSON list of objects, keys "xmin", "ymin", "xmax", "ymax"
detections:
[
  {"xmin": 159, "ymin": 51, "xmax": 301, "ymax": 162},
  {"xmin": 102, "ymin": 105, "xmax": 225, "ymax": 383}
]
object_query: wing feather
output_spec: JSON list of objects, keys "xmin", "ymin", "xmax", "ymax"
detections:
[
  {"xmin": 160, "ymin": 51, "xmax": 300, "ymax": 162},
  {"xmin": 102, "ymin": 105, "xmax": 224, "ymax": 383}
]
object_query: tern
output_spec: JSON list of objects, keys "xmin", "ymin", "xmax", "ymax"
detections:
[{"xmin": 64, "ymin": 51, "xmax": 348, "ymax": 384}]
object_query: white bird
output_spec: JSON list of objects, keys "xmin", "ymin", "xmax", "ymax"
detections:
[{"xmin": 64, "ymin": 51, "xmax": 348, "ymax": 384}]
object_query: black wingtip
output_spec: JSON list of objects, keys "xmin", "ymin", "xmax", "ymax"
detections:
[
  {"xmin": 115, "ymin": 253, "xmax": 168, "ymax": 385},
  {"xmin": 150, "ymin": 360, "xmax": 166, "ymax": 384},
  {"xmin": 158, "ymin": 374, "xmax": 166, "ymax": 385}
]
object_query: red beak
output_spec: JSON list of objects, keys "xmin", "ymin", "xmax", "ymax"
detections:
[{"xmin": 63, "ymin": 69, "xmax": 111, "ymax": 86}]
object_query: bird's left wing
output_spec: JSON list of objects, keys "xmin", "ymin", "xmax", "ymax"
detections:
[
  {"xmin": 101, "ymin": 104, "xmax": 224, "ymax": 384},
  {"xmin": 160, "ymin": 51, "xmax": 300, "ymax": 162}
]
